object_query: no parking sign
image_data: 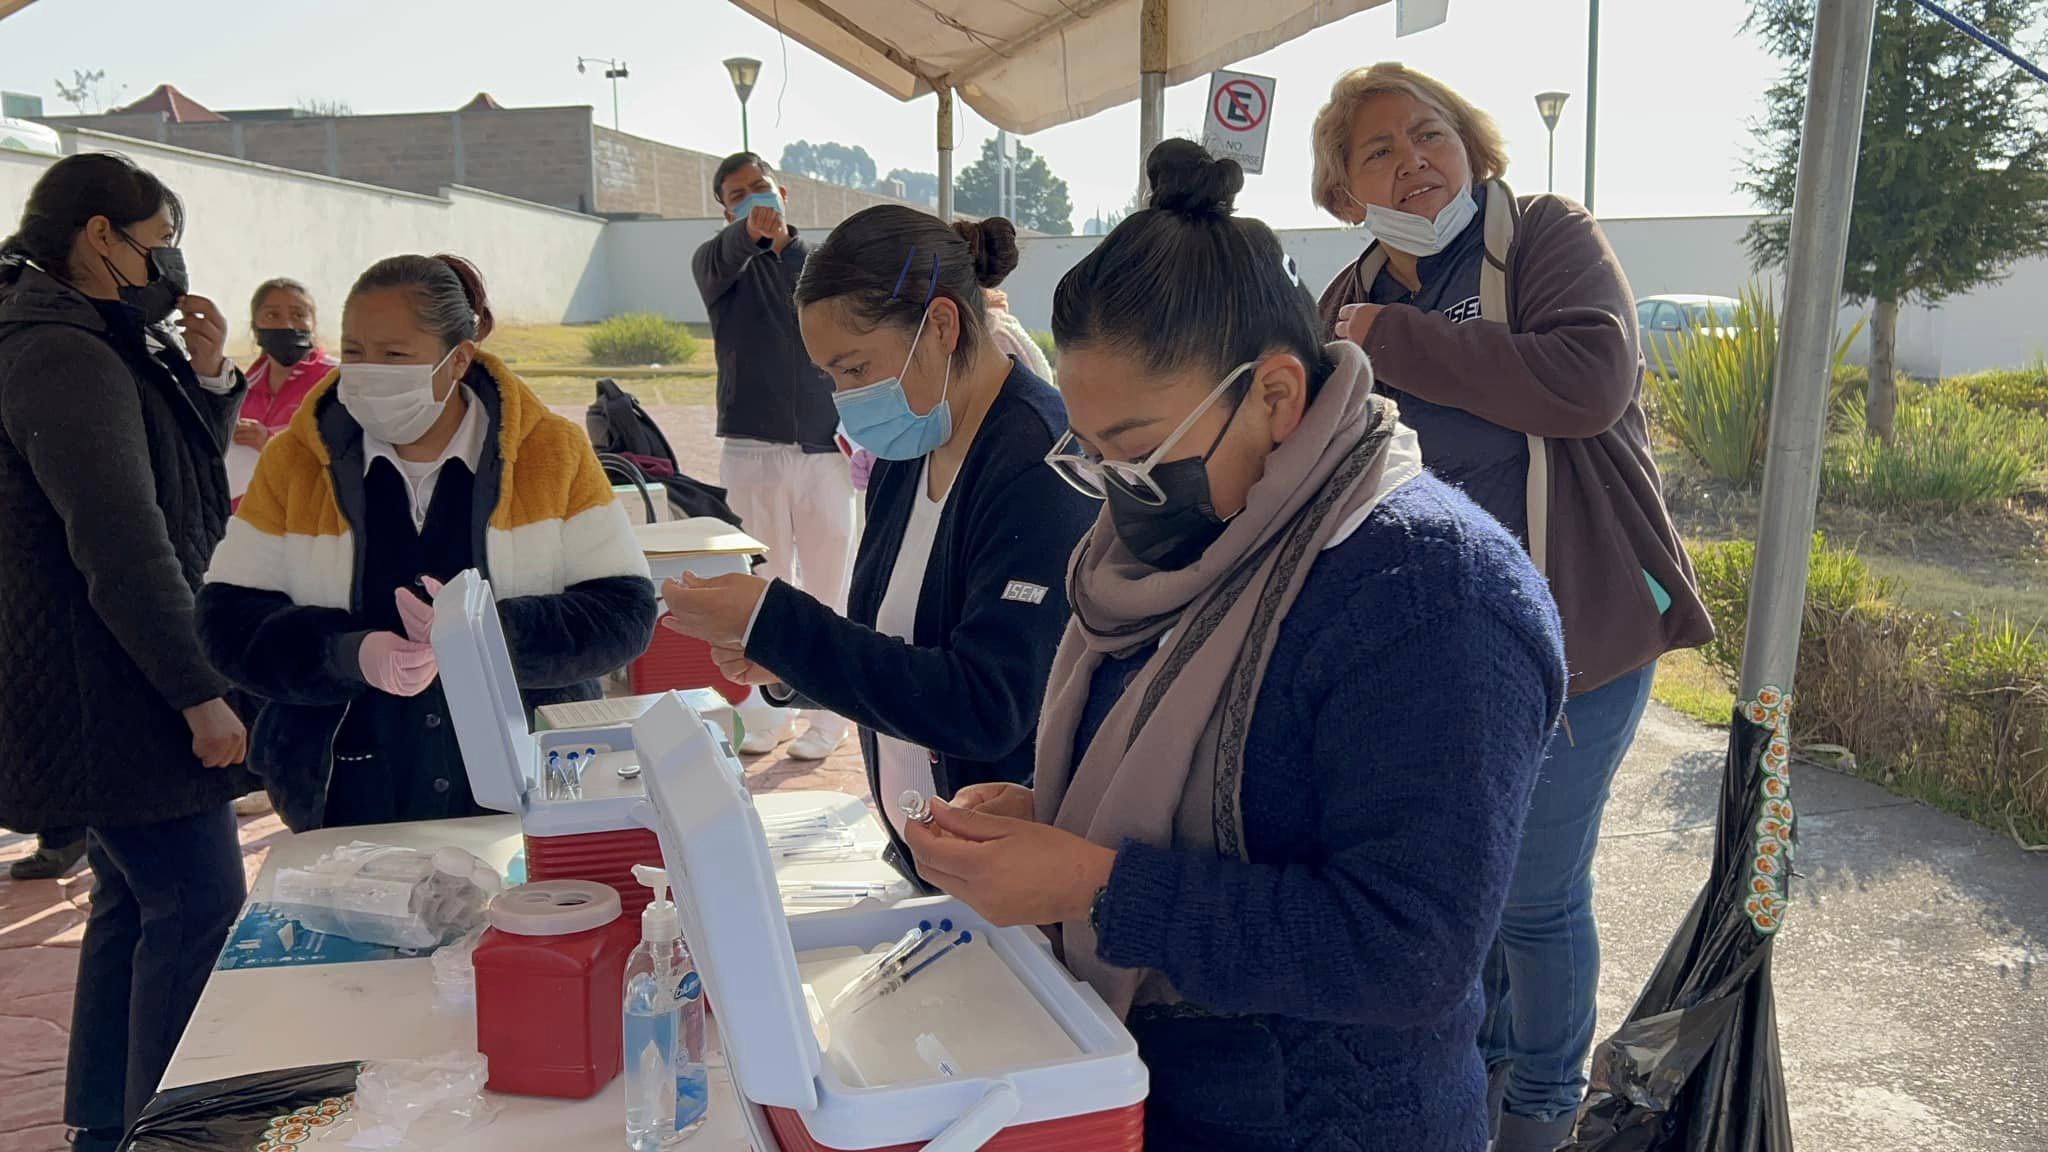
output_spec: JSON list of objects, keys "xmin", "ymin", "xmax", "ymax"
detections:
[{"xmin": 1202, "ymin": 70, "xmax": 1275, "ymax": 174}]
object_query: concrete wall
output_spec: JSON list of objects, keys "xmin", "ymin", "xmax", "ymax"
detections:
[
  {"xmin": 602, "ymin": 219, "xmax": 726, "ymax": 324},
  {"xmin": 993, "ymin": 214, "xmax": 2042, "ymax": 379},
  {"xmin": 1, "ymin": 130, "xmax": 610, "ymax": 339}
]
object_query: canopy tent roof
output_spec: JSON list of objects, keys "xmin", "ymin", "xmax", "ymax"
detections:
[{"xmin": 723, "ymin": 0, "xmax": 1392, "ymax": 134}]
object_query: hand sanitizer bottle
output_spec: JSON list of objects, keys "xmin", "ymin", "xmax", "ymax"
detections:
[{"xmin": 623, "ymin": 865, "xmax": 708, "ymax": 1149}]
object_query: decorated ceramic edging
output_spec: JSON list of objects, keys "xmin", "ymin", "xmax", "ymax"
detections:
[{"xmin": 1742, "ymin": 686, "xmax": 1795, "ymax": 935}]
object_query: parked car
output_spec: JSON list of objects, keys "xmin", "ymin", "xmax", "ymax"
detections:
[{"xmin": 1637, "ymin": 294, "xmax": 1740, "ymax": 377}]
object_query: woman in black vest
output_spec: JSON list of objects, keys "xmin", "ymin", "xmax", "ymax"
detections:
[
  {"xmin": 661, "ymin": 209, "xmax": 1095, "ymax": 874},
  {"xmin": 0, "ymin": 152, "xmax": 250, "ymax": 1151}
]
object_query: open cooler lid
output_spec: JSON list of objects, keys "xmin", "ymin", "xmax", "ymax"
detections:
[
  {"xmin": 432, "ymin": 570, "xmax": 538, "ymax": 818},
  {"xmin": 634, "ymin": 694, "xmax": 821, "ymax": 1113}
]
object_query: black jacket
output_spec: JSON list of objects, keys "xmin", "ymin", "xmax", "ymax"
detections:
[
  {"xmin": 692, "ymin": 220, "xmax": 840, "ymax": 451},
  {"xmin": 748, "ymin": 361, "xmax": 1096, "ymax": 871},
  {"xmin": 198, "ymin": 361, "xmax": 659, "ymax": 831},
  {"xmin": 0, "ymin": 265, "xmax": 249, "ymax": 830}
]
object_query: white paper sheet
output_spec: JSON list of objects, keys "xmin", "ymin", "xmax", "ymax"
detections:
[{"xmin": 227, "ymin": 443, "xmax": 261, "ymax": 500}]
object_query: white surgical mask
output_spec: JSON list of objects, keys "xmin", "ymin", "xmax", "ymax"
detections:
[
  {"xmin": 339, "ymin": 347, "xmax": 460, "ymax": 445},
  {"xmin": 1351, "ymin": 183, "xmax": 1479, "ymax": 258}
]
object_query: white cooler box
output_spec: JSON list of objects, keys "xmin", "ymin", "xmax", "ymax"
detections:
[
  {"xmin": 632, "ymin": 695, "xmax": 1149, "ymax": 1152},
  {"xmin": 434, "ymin": 569, "xmax": 729, "ymax": 916}
]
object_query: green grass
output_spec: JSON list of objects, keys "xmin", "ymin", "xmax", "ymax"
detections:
[
  {"xmin": 1652, "ymin": 649, "xmax": 1737, "ymax": 727},
  {"xmin": 486, "ymin": 322, "xmax": 717, "ymax": 373}
]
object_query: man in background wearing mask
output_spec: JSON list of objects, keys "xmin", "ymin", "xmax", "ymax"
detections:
[{"xmin": 692, "ymin": 152, "xmax": 853, "ymax": 763}]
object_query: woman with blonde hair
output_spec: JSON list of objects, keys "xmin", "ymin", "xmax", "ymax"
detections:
[{"xmin": 1311, "ymin": 62, "xmax": 1711, "ymax": 1152}]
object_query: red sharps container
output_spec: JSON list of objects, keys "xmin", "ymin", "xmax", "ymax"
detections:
[{"xmin": 473, "ymin": 880, "xmax": 636, "ymax": 1098}]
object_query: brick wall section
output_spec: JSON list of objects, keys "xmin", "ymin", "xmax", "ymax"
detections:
[
  {"xmin": 590, "ymin": 126, "xmax": 908, "ymax": 227},
  {"xmin": 238, "ymin": 120, "xmax": 333, "ymax": 175},
  {"xmin": 50, "ymin": 109, "xmax": 919, "ymax": 227},
  {"xmin": 462, "ymin": 108, "xmax": 596, "ymax": 213}
]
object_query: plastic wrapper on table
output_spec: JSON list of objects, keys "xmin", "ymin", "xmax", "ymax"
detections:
[
  {"xmin": 123, "ymin": 1062, "xmax": 361, "ymax": 1151},
  {"xmin": 1565, "ymin": 689, "xmax": 1797, "ymax": 1152},
  {"xmin": 270, "ymin": 843, "xmax": 502, "ymax": 950}
]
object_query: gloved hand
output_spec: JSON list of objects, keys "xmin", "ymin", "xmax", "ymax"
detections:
[
  {"xmin": 395, "ymin": 576, "xmax": 445, "ymax": 644},
  {"xmin": 359, "ymin": 631, "xmax": 439, "ymax": 697},
  {"xmin": 849, "ymin": 448, "xmax": 876, "ymax": 492}
]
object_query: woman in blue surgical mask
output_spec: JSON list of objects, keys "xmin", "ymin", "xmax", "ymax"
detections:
[
  {"xmin": 1313, "ymin": 63, "xmax": 1712, "ymax": 1152},
  {"xmin": 199, "ymin": 253, "xmax": 656, "ymax": 831},
  {"xmin": 660, "ymin": 209, "xmax": 1095, "ymax": 875}
]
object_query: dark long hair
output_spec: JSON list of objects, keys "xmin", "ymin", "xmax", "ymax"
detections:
[
  {"xmin": 0, "ymin": 152, "xmax": 184, "ymax": 289},
  {"xmin": 346, "ymin": 254, "xmax": 496, "ymax": 348},
  {"xmin": 794, "ymin": 206, "xmax": 1020, "ymax": 374},
  {"xmin": 1052, "ymin": 140, "xmax": 1328, "ymax": 392}
]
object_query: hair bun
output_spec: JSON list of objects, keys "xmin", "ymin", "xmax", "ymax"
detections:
[
  {"xmin": 953, "ymin": 216, "xmax": 1020, "ymax": 289},
  {"xmin": 1145, "ymin": 140, "xmax": 1243, "ymax": 219}
]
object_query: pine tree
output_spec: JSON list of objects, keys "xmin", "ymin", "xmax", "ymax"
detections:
[
  {"xmin": 1744, "ymin": 0, "xmax": 2048, "ymax": 439},
  {"xmin": 955, "ymin": 138, "xmax": 1075, "ymax": 235}
]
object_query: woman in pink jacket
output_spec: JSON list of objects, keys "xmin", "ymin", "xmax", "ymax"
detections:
[{"xmin": 233, "ymin": 277, "xmax": 335, "ymax": 451}]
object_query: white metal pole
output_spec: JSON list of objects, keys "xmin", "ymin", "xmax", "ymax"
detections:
[
  {"xmin": 1738, "ymin": 0, "xmax": 1880, "ymax": 700},
  {"xmin": 1584, "ymin": 0, "xmax": 1600, "ymax": 212},
  {"xmin": 937, "ymin": 87, "xmax": 955, "ymax": 221}
]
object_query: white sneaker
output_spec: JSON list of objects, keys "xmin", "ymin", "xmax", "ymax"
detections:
[
  {"xmin": 785, "ymin": 725, "xmax": 844, "ymax": 762},
  {"xmin": 739, "ymin": 718, "xmax": 799, "ymax": 756},
  {"xmin": 232, "ymin": 792, "xmax": 273, "ymax": 817}
]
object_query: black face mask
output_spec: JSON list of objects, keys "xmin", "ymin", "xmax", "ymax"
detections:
[
  {"xmin": 1105, "ymin": 384, "xmax": 1250, "ymax": 571},
  {"xmin": 1106, "ymin": 458, "xmax": 1231, "ymax": 570},
  {"xmin": 255, "ymin": 327, "xmax": 316, "ymax": 367},
  {"xmin": 106, "ymin": 234, "xmax": 188, "ymax": 325}
]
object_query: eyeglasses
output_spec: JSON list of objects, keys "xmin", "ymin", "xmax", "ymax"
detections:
[{"xmin": 1044, "ymin": 361, "xmax": 1256, "ymax": 506}]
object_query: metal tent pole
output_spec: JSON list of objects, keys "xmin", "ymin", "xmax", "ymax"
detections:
[
  {"xmin": 1584, "ymin": 0, "xmax": 1600, "ymax": 211},
  {"xmin": 1738, "ymin": 0, "xmax": 1880, "ymax": 700},
  {"xmin": 1138, "ymin": 0, "xmax": 1167, "ymax": 199},
  {"xmin": 937, "ymin": 87, "xmax": 956, "ymax": 220}
]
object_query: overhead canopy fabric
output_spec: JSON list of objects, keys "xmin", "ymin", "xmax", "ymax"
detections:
[{"xmin": 725, "ymin": 0, "xmax": 1392, "ymax": 134}]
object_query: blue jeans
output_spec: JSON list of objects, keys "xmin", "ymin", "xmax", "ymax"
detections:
[
  {"xmin": 1482, "ymin": 664, "xmax": 1655, "ymax": 1126},
  {"xmin": 64, "ymin": 805, "xmax": 245, "ymax": 1135}
]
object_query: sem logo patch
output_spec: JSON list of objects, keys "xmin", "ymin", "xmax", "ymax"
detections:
[{"xmin": 1002, "ymin": 581, "xmax": 1049, "ymax": 605}]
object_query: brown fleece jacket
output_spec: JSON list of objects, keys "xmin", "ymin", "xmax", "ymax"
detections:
[{"xmin": 1320, "ymin": 186, "xmax": 1711, "ymax": 695}]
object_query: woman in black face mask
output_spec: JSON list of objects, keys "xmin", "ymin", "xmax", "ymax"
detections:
[
  {"xmin": 0, "ymin": 151, "xmax": 251, "ymax": 1150},
  {"xmin": 901, "ymin": 140, "xmax": 1569, "ymax": 1151},
  {"xmin": 234, "ymin": 277, "xmax": 333, "ymax": 453}
]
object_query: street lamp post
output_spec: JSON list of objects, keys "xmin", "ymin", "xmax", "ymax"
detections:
[
  {"xmin": 724, "ymin": 57, "xmax": 762, "ymax": 153},
  {"xmin": 1535, "ymin": 91, "xmax": 1570, "ymax": 193},
  {"xmin": 576, "ymin": 56, "xmax": 629, "ymax": 131}
]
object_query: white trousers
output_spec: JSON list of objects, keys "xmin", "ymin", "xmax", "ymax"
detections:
[{"xmin": 721, "ymin": 440, "xmax": 855, "ymax": 742}]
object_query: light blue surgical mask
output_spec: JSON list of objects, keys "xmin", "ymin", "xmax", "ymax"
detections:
[
  {"xmin": 732, "ymin": 190, "xmax": 784, "ymax": 219},
  {"xmin": 833, "ymin": 304, "xmax": 953, "ymax": 461}
]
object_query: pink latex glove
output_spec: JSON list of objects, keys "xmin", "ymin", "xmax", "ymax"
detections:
[
  {"xmin": 849, "ymin": 448, "xmax": 876, "ymax": 492},
  {"xmin": 359, "ymin": 631, "xmax": 438, "ymax": 697},
  {"xmin": 394, "ymin": 576, "xmax": 445, "ymax": 643}
]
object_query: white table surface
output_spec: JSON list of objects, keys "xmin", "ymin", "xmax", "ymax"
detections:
[{"xmin": 164, "ymin": 797, "xmax": 906, "ymax": 1151}]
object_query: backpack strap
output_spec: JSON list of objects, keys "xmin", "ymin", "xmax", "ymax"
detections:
[{"xmin": 1478, "ymin": 181, "xmax": 1548, "ymax": 576}]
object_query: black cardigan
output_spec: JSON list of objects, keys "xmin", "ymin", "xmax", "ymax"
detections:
[
  {"xmin": 747, "ymin": 361, "xmax": 1095, "ymax": 865},
  {"xmin": 0, "ymin": 266, "xmax": 251, "ymax": 829}
]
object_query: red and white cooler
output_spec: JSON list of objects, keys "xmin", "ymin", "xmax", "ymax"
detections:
[
  {"xmin": 631, "ymin": 695, "xmax": 1150, "ymax": 1152},
  {"xmin": 433, "ymin": 569, "xmax": 741, "ymax": 917}
]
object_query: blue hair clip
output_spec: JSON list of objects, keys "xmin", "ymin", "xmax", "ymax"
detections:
[
  {"xmin": 922, "ymin": 252, "xmax": 941, "ymax": 305},
  {"xmin": 889, "ymin": 245, "xmax": 919, "ymax": 301}
]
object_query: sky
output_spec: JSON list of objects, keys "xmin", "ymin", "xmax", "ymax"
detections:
[{"xmin": 0, "ymin": 0, "xmax": 1786, "ymax": 229}]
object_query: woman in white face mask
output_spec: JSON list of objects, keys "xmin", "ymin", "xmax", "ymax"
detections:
[
  {"xmin": 199, "ymin": 254, "xmax": 657, "ymax": 831},
  {"xmin": 1311, "ymin": 63, "xmax": 1712, "ymax": 1152}
]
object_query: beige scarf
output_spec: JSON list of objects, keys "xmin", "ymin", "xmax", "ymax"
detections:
[{"xmin": 1033, "ymin": 341, "xmax": 1423, "ymax": 1018}]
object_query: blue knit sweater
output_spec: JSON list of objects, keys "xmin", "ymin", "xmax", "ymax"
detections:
[{"xmin": 1083, "ymin": 475, "xmax": 1567, "ymax": 1151}]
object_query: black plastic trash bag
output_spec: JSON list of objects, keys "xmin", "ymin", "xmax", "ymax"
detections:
[
  {"xmin": 123, "ymin": 1063, "xmax": 360, "ymax": 1151},
  {"xmin": 1566, "ymin": 688, "xmax": 1797, "ymax": 1152}
]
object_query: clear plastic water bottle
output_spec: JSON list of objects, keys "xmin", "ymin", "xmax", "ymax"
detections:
[{"xmin": 623, "ymin": 866, "xmax": 707, "ymax": 1150}]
